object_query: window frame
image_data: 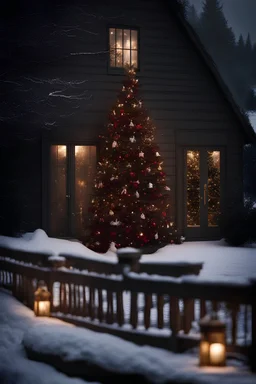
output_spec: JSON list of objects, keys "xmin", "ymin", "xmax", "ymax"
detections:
[{"xmin": 107, "ymin": 25, "xmax": 140, "ymax": 74}]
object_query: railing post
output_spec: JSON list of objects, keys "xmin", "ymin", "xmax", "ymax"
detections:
[
  {"xmin": 250, "ymin": 279, "xmax": 256, "ymax": 372},
  {"xmin": 116, "ymin": 248, "xmax": 142, "ymax": 274}
]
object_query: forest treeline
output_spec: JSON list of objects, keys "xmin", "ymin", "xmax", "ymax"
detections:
[{"xmin": 186, "ymin": 0, "xmax": 256, "ymax": 111}]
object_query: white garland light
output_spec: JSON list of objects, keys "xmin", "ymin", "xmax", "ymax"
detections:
[{"xmin": 110, "ymin": 219, "xmax": 121, "ymax": 226}]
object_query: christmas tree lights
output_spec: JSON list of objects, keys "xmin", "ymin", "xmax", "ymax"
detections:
[{"xmin": 86, "ymin": 67, "xmax": 181, "ymax": 252}]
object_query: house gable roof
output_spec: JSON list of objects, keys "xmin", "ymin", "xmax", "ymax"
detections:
[{"xmin": 165, "ymin": 0, "xmax": 256, "ymax": 144}]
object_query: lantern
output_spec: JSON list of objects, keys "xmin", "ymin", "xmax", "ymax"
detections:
[
  {"xmin": 199, "ymin": 313, "xmax": 226, "ymax": 367},
  {"xmin": 34, "ymin": 280, "xmax": 51, "ymax": 317}
]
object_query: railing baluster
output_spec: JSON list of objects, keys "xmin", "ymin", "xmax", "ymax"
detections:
[
  {"xmin": 212, "ymin": 300, "xmax": 218, "ymax": 312},
  {"xmin": 231, "ymin": 304, "xmax": 239, "ymax": 346},
  {"xmin": 183, "ymin": 299, "xmax": 195, "ymax": 334},
  {"xmin": 62, "ymin": 283, "xmax": 67, "ymax": 313},
  {"xmin": 83, "ymin": 286, "xmax": 88, "ymax": 316},
  {"xmin": 116, "ymin": 291, "xmax": 124, "ymax": 326},
  {"xmin": 77, "ymin": 284, "xmax": 81, "ymax": 315},
  {"xmin": 130, "ymin": 292, "xmax": 138, "ymax": 329},
  {"xmin": 144, "ymin": 294, "xmax": 152, "ymax": 329},
  {"xmin": 89, "ymin": 287, "xmax": 95, "ymax": 320},
  {"xmin": 106, "ymin": 291, "xmax": 114, "ymax": 324},
  {"xmin": 200, "ymin": 299, "xmax": 207, "ymax": 318},
  {"xmin": 98, "ymin": 289, "xmax": 103, "ymax": 322},
  {"xmin": 170, "ymin": 296, "xmax": 180, "ymax": 335},
  {"xmin": 157, "ymin": 294, "xmax": 164, "ymax": 329},
  {"xmin": 68, "ymin": 283, "xmax": 72, "ymax": 312}
]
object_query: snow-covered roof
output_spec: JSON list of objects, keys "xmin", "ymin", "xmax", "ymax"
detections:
[{"xmin": 248, "ymin": 111, "xmax": 256, "ymax": 133}]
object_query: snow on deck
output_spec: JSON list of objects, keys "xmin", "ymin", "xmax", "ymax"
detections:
[
  {"xmin": 0, "ymin": 289, "xmax": 97, "ymax": 384},
  {"xmin": 0, "ymin": 289, "xmax": 254, "ymax": 384}
]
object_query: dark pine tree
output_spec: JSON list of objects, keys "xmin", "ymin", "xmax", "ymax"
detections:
[
  {"xmin": 199, "ymin": 0, "xmax": 236, "ymax": 68},
  {"xmin": 186, "ymin": 4, "xmax": 199, "ymax": 29},
  {"xmin": 86, "ymin": 68, "xmax": 181, "ymax": 253}
]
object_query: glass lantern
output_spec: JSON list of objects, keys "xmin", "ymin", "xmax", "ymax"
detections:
[
  {"xmin": 199, "ymin": 313, "xmax": 226, "ymax": 367},
  {"xmin": 34, "ymin": 280, "xmax": 51, "ymax": 317}
]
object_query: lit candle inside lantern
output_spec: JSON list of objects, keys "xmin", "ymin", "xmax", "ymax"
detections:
[
  {"xmin": 209, "ymin": 343, "xmax": 225, "ymax": 366},
  {"xmin": 37, "ymin": 301, "xmax": 50, "ymax": 316}
]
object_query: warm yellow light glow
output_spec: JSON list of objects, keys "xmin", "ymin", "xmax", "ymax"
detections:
[
  {"xmin": 57, "ymin": 145, "xmax": 66, "ymax": 158},
  {"xmin": 75, "ymin": 146, "xmax": 86, "ymax": 156},
  {"xmin": 209, "ymin": 343, "xmax": 225, "ymax": 365},
  {"xmin": 34, "ymin": 301, "xmax": 50, "ymax": 316}
]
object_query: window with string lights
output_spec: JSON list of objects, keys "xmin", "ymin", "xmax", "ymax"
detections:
[{"xmin": 109, "ymin": 27, "xmax": 139, "ymax": 69}]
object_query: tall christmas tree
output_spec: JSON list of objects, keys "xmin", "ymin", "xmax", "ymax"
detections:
[{"xmin": 86, "ymin": 67, "xmax": 181, "ymax": 253}]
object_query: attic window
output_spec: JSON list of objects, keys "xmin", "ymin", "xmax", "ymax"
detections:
[{"xmin": 109, "ymin": 28, "xmax": 138, "ymax": 69}]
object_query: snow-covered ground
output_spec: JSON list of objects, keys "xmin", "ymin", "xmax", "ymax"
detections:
[
  {"xmin": 0, "ymin": 229, "xmax": 256, "ymax": 283},
  {"xmin": 0, "ymin": 289, "xmax": 254, "ymax": 384},
  {"xmin": 0, "ymin": 289, "xmax": 98, "ymax": 384}
]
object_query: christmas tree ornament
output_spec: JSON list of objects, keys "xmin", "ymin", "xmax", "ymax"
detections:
[
  {"xmin": 113, "ymin": 109, "xmax": 116, "ymax": 115},
  {"xmin": 129, "ymin": 136, "xmax": 136, "ymax": 143},
  {"xmin": 140, "ymin": 213, "xmax": 145, "ymax": 219},
  {"xmin": 155, "ymin": 233, "xmax": 159, "ymax": 240},
  {"xmin": 110, "ymin": 219, "xmax": 121, "ymax": 226},
  {"xmin": 165, "ymin": 186, "xmax": 171, "ymax": 191},
  {"xmin": 109, "ymin": 210, "xmax": 114, "ymax": 215},
  {"xmin": 158, "ymin": 165, "xmax": 162, "ymax": 170},
  {"xmin": 146, "ymin": 167, "xmax": 151, "ymax": 173},
  {"xmin": 139, "ymin": 101, "xmax": 142, "ymax": 107},
  {"xmin": 121, "ymin": 188, "xmax": 127, "ymax": 195},
  {"xmin": 126, "ymin": 163, "xmax": 132, "ymax": 168},
  {"xmin": 139, "ymin": 151, "xmax": 144, "ymax": 157},
  {"xmin": 112, "ymin": 141, "xmax": 118, "ymax": 148},
  {"xmin": 98, "ymin": 182, "xmax": 103, "ymax": 188},
  {"xmin": 129, "ymin": 120, "xmax": 134, "ymax": 127},
  {"xmin": 135, "ymin": 191, "xmax": 140, "ymax": 198},
  {"xmin": 155, "ymin": 152, "xmax": 160, "ymax": 157},
  {"xmin": 148, "ymin": 183, "xmax": 153, "ymax": 188},
  {"xmin": 122, "ymin": 86, "xmax": 125, "ymax": 91}
]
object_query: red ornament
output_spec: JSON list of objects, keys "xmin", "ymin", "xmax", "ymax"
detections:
[
  {"xmin": 162, "ymin": 212, "xmax": 167, "ymax": 217},
  {"xmin": 110, "ymin": 232, "xmax": 117, "ymax": 237},
  {"xmin": 130, "ymin": 172, "xmax": 136, "ymax": 177}
]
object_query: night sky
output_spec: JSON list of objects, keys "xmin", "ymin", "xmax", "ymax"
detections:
[{"xmin": 189, "ymin": 0, "xmax": 256, "ymax": 43}]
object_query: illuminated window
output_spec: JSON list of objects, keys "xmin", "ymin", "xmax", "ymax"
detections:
[{"xmin": 109, "ymin": 28, "xmax": 138, "ymax": 68}]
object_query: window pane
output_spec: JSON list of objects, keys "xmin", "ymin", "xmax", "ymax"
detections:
[
  {"xmin": 131, "ymin": 30, "xmax": 138, "ymax": 49},
  {"xmin": 186, "ymin": 150, "xmax": 200, "ymax": 227},
  {"xmin": 207, "ymin": 151, "xmax": 221, "ymax": 227},
  {"xmin": 50, "ymin": 145, "xmax": 67, "ymax": 236},
  {"xmin": 116, "ymin": 29, "xmax": 123, "ymax": 49},
  {"xmin": 75, "ymin": 146, "xmax": 96, "ymax": 238},
  {"xmin": 123, "ymin": 50, "xmax": 130, "ymax": 66},
  {"xmin": 116, "ymin": 49, "xmax": 123, "ymax": 67},
  {"xmin": 109, "ymin": 28, "xmax": 115, "ymax": 47},
  {"xmin": 131, "ymin": 50, "xmax": 138, "ymax": 68},
  {"xmin": 124, "ymin": 29, "xmax": 131, "ymax": 49}
]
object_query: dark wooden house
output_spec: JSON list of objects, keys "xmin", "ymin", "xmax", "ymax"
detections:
[{"xmin": 1, "ymin": 0, "xmax": 255, "ymax": 242}]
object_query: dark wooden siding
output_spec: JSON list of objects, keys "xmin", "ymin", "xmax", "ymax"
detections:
[{"xmin": 1, "ymin": 0, "xmax": 245, "ymax": 236}]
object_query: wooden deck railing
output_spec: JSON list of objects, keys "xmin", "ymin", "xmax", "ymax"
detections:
[
  {"xmin": 0, "ymin": 246, "xmax": 203, "ymax": 277},
  {"xmin": 0, "ymin": 256, "xmax": 254, "ymax": 364}
]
